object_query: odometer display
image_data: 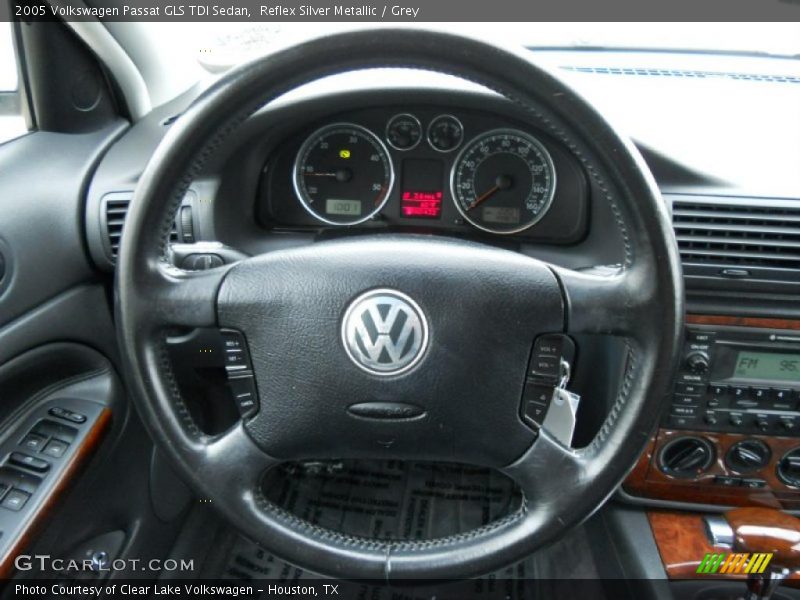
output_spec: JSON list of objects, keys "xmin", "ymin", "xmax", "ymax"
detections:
[
  {"xmin": 294, "ymin": 123, "xmax": 394, "ymax": 226},
  {"xmin": 450, "ymin": 129, "xmax": 556, "ymax": 234}
]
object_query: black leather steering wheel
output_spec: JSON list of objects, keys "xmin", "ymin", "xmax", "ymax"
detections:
[{"xmin": 116, "ymin": 29, "xmax": 683, "ymax": 580}]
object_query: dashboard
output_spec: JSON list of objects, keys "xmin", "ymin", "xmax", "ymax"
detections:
[{"xmin": 259, "ymin": 104, "xmax": 588, "ymax": 244}]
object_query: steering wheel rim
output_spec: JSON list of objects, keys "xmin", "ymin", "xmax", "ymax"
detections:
[{"xmin": 116, "ymin": 29, "xmax": 683, "ymax": 580}]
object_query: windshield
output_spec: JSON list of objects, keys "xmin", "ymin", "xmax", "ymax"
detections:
[{"xmin": 146, "ymin": 23, "xmax": 800, "ymax": 72}]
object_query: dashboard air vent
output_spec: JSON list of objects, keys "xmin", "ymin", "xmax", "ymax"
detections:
[
  {"xmin": 101, "ymin": 192, "xmax": 180, "ymax": 262},
  {"xmin": 668, "ymin": 194, "xmax": 800, "ymax": 285},
  {"xmin": 560, "ymin": 66, "xmax": 800, "ymax": 86}
]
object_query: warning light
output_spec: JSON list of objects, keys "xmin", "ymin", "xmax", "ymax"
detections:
[
  {"xmin": 339, "ymin": 149, "xmax": 351, "ymax": 159},
  {"xmin": 401, "ymin": 191, "xmax": 443, "ymax": 219}
]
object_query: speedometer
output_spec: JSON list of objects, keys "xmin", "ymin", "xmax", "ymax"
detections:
[
  {"xmin": 294, "ymin": 123, "xmax": 394, "ymax": 226},
  {"xmin": 450, "ymin": 129, "xmax": 556, "ymax": 234}
]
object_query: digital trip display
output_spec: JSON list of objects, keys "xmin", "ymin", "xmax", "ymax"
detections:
[
  {"xmin": 482, "ymin": 206, "xmax": 521, "ymax": 225},
  {"xmin": 325, "ymin": 198, "xmax": 362, "ymax": 216},
  {"xmin": 401, "ymin": 191, "xmax": 443, "ymax": 218},
  {"xmin": 734, "ymin": 351, "xmax": 800, "ymax": 382},
  {"xmin": 400, "ymin": 158, "xmax": 444, "ymax": 220}
]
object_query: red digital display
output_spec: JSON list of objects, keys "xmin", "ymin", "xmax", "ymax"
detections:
[{"xmin": 401, "ymin": 191, "xmax": 443, "ymax": 218}]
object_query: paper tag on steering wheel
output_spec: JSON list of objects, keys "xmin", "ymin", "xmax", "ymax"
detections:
[{"xmin": 542, "ymin": 387, "xmax": 581, "ymax": 447}]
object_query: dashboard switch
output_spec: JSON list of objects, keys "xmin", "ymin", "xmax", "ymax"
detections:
[
  {"xmin": 714, "ymin": 476, "xmax": 740, "ymax": 487},
  {"xmin": 1, "ymin": 489, "xmax": 30, "ymax": 512},
  {"xmin": 42, "ymin": 440, "xmax": 69, "ymax": 459},
  {"xmin": 20, "ymin": 434, "xmax": 47, "ymax": 452},
  {"xmin": 741, "ymin": 478, "xmax": 767, "ymax": 489},
  {"xmin": 48, "ymin": 407, "xmax": 86, "ymax": 424},
  {"xmin": 9, "ymin": 452, "xmax": 50, "ymax": 473}
]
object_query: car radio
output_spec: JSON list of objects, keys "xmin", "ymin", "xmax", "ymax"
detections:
[{"xmin": 666, "ymin": 324, "xmax": 800, "ymax": 436}]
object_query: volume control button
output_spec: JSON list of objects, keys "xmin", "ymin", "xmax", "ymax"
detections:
[{"xmin": 685, "ymin": 351, "xmax": 710, "ymax": 374}]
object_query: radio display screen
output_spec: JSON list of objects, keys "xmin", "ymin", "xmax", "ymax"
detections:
[{"xmin": 733, "ymin": 351, "xmax": 800, "ymax": 382}]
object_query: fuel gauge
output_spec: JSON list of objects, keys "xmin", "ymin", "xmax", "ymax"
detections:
[{"xmin": 427, "ymin": 114, "xmax": 463, "ymax": 153}]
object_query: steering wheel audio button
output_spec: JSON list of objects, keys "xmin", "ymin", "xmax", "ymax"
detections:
[{"xmin": 228, "ymin": 376, "xmax": 259, "ymax": 418}]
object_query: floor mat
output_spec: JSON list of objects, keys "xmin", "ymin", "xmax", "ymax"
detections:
[{"xmin": 218, "ymin": 460, "xmax": 605, "ymax": 599}]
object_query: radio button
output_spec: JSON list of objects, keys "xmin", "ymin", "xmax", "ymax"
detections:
[
  {"xmin": 707, "ymin": 398, "xmax": 722, "ymax": 408},
  {"xmin": 688, "ymin": 330, "xmax": 716, "ymax": 344},
  {"xmin": 732, "ymin": 386, "xmax": 751, "ymax": 399},
  {"xmin": 729, "ymin": 413, "xmax": 744, "ymax": 427},
  {"xmin": 676, "ymin": 382, "xmax": 703, "ymax": 396},
  {"xmin": 703, "ymin": 411, "xmax": 718, "ymax": 426},
  {"xmin": 670, "ymin": 415, "xmax": 698, "ymax": 429},
  {"xmin": 672, "ymin": 405, "xmax": 699, "ymax": 418},
  {"xmin": 709, "ymin": 384, "xmax": 728, "ymax": 397},
  {"xmin": 674, "ymin": 395, "xmax": 701, "ymax": 406},
  {"xmin": 755, "ymin": 415, "xmax": 771, "ymax": 433},
  {"xmin": 770, "ymin": 400, "xmax": 795, "ymax": 412},
  {"xmin": 733, "ymin": 398, "xmax": 759, "ymax": 410},
  {"xmin": 772, "ymin": 388, "xmax": 794, "ymax": 402},
  {"xmin": 779, "ymin": 416, "xmax": 797, "ymax": 432},
  {"xmin": 752, "ymin": 387, "xmax": 770, "ymax": 402}
]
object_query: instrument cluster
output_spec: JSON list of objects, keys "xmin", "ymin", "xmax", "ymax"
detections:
[{"xmin": 259, "ymin": 106, "xmax": 589, "ymax": 243}]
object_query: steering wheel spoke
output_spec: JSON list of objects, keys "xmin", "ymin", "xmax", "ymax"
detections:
[
  {"xmin": 145, "ymin": 263, "xmax": 230, "ymax": 329},
  {"xmin": 503, "ymin": 429, "xmax": 585, "ymax": 505},
  {"xmin": 195, "ymin": 423, "xmax": 278, "ymax": 485},
  {"xmin": 551, "ymin": 264, "xmax": 654, "ymax": 339}
]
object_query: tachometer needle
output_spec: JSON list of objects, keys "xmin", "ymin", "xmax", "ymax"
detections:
[{"xmin": 467, "ymin": 175, "xmax": 513, "ymax": 211}]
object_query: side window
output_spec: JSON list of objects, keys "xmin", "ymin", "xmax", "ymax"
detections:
[{"xmin": 0, "ymin": 21, "xmax": 28, "ymax": 144}]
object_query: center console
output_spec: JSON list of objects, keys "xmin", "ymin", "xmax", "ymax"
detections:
[{"xmin": 624, "ymin": 315, "xmax": 800, "ymax": 510}]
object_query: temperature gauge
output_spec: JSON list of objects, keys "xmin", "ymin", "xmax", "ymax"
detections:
[{"xmin": 386, "ymin": 113, "xmax": 422, "ymax": 151}]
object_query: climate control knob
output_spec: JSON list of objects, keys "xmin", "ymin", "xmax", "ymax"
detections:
[
  {"xmin": 684, "ymin": 351, "xmax": 710, "ymax": 374},
  {"xmin": 659, "ymin": 436, "xmax": 715, "ymax": 478},
  {"xmin": 725, "ymin": 439, "xmax": 771, "ymax": 473}
]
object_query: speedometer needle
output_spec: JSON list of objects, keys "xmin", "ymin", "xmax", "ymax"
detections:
[
  {"xmin": 468, "ymin": 185, "xmax": 499, "ymax": 211},
  {"xmin": 468, "ymin": 175, "xmax": 513, "ymax": 211}
]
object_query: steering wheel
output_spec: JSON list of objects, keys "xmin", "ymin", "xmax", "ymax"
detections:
[{"xmin": 116, "ymin": 29, "xmax": 683, "ymax": 580}]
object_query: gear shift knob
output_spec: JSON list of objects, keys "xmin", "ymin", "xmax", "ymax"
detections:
[
  {"xmin": 707, "ymin": 508, "xmax": 800, "ymax": 600},
  {"xmin": 726, "ymin": 508, "xmax": 800, "ymax": 570}
]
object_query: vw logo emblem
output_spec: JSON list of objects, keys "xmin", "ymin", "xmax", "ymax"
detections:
[{"xmin": 342, "ymin": 289, "xmax": 428, "ymax": 376}]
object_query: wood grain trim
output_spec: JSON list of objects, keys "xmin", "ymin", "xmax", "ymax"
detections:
[
  {"xmin": 624, "ymin": 429, "xmax": 800, "ymax": 508},
  {"xmin": 686, "ymin": 315, "xmax": 800, "ymax": 331},
  {"xmin": 648, "ymin": 510, "xmax": 800, "ymax": 583},
  {"xmin": 648, "ymin": 511, "xmax": 723, "ymax": 578},
  {"xmin": 0, "ymin": 408, "xmax": 112, "ymax": 577}
]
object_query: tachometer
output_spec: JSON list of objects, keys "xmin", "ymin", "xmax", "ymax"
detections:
[
  {"xmin": 450, "ymin": 129, "xmax": 556, "ymax": 234},
  {"xmin": 294, "ymin": 123, "xmax": 394, "ymax": 226}
]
